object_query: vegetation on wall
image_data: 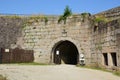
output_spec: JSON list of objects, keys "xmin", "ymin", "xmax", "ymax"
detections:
[
  {"xmin": 2, "ymin": 15, "xmax": 21, "ymax": 19},
  {"xmin": 93, "ymin": 15, "xmax": 109, "ymax": 24},
  {"xmin": 44, "ymin": 16, "xmax": 48, "ymax": 24},
  {"xmin": 81, "ymin": 12, "xmax": 91, "ymax": 22},
  {"xmin": 29, "ymin": 15, "xmax": 43, "ymax": 21},
  {"xmin": 24, "ymin": 15, "xmax": 48, "ymax": 26},
  {"xmin": 58, "ymin": 6, "xmax": 72, "ymax": 24}
]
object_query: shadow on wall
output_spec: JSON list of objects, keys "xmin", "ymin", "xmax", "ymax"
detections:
[
  {"xmin": 0, "ymin": 16, "xmax": 24, "ymax": 49},
  {"xmin": 53, "ymin": 40, "xmax": 79, "ymax": 65}
]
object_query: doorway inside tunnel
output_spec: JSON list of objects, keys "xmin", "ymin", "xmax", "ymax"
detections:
[{"xmin": 53, "ymin": 40, "xmax": 79, "ymax": 65}]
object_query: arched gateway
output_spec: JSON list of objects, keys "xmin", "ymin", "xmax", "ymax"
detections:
[{"xmin": 51, "ymin": 40, "xmax": 79, "ymax": 65}]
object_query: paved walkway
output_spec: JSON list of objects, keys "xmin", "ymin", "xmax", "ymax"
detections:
[{"xmin": 0, "ymin": 64, "xmax": 119, "ymax": 80}]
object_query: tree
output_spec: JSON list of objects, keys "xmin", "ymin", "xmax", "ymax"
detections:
[{"xmin": 58, "ymin": 6, "xmax": 72, "ymax": 24}]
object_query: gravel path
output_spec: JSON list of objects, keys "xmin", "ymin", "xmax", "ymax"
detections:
[{"xmin": 0, "ymin": 64, "xmax": 119, "ymax": 80}]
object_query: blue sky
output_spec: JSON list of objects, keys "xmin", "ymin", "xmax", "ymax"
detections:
[{"xmin": 0, "ymin": 0, "xmax": 120, "ymax": 15}]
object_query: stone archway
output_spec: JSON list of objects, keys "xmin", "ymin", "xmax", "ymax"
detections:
[{"xmin": 52, "ymin": 40, "xmax": 79, "ymax": 65}]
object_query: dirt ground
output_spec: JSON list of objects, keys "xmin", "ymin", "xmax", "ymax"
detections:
[{"xmin": 0, "ymin": 64, "xmax": 119, "ymax": 80}]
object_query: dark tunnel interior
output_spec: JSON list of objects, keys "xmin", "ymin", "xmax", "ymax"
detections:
[{"xmin": 53, "ymin": 41, "xmax": 79, "ymax": 65}]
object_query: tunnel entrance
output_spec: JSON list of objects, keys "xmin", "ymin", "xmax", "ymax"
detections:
[{"xmin": 53, "ymin": 41, "xmax": 79, "ymax": 65}]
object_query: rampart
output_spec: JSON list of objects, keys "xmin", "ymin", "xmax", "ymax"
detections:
[{"xmin": 0, "ymin": 6, "xmax": 120, "ymax": 69}]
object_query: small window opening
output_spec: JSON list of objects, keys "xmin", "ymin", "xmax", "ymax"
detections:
[{"xmin": 111, "ymin": 53, "xmax": 117, "ymax": 66}]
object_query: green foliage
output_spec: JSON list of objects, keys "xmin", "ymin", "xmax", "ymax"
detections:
[
  {"xmin": 80, "ymin": 12, "xmax": 91, "ymax": 22},
  {"xmin": 10, "ymin": 62, "xmax": 49, "ymax": 65},
  {"xmin": 94, "ymin": 17, "xmax": 105, "ymax": 23},
  {"xmin": 81, "ymin": 12, "xmax": 91, "ymax": 18},
  {"xmin": 4, "ymin": 15, "xmax": 21, "ymax": 19},
  {"xmin": 25, "ymin": 15, "xmax": 48, "ymax": 26},
  {"xmin": 113, "ymin": 71, "xmax": 120, "ymax": 76},
  {"xmin": 58, "ymin": 6, "xmax": 72, "ymax": 24},
  {"xmin": 44, "ymin": 16, "xmax": 48, "ymax": 24},
  {"xmin": 28, "ymin": 15, "xmax": 45, "ymax": 22},
  {"xmin": 63, "ymin": 6, "xmax": 72, "ymax": 18},
  {"xmin": 58, "ymin": 16, "xmax": 64, "ymax": 23},
  {"xmin": 94, "ymin": 15, "xmax": 109, "ymax": 23}
]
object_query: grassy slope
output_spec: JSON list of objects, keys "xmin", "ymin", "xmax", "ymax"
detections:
[{"xmin": 77, "ymin": 65, "xmax": 120, "ymax": 77}]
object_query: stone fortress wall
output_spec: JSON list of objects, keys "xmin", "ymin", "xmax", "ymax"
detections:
[
  {"xmin": 0, "ymin": 16, "xmax": 24, "ymax": 49},
  {"xmin": 91, "ymin": 6, "xmax": 120, "ymax": 69},
  {"xmin": 90, "ymin": 19, "xmax": 120, "ymax": 68},
  {"xmin": 0, "ymin": 6, "xmax": 120, "ymax": 69},
  {"xmin": 23, "ymin": 15, "xmax": 91, "ymax": 64},
  {"xmin": 95, "ymin": 6, "xmax": 120, "ymax": 20}
]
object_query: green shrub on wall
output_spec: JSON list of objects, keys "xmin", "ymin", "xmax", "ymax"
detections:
[
  {"xmin": 81, "ymin": 12, "xmax": 91, "ymax": 22},
  {"xmin": 24, "ymin": 15, "xmax": 48, "ymax": 26},
  {"xmin": 3, "ymin": 15, "xmax": 21, "ymax": 19},
  {"xmin": 58, "ymin": 6, "xmax": 72, "ymax": 24},
  {"xmin": 44, "ymin": 16, "xmax": 48, "ymax": 24},
  {"xmin": 94, "ymin": 15, "xmax": 109, "ymax": 23},
  {"xmin": 94, "ymin": 17, "xmax": 106, "ymax": 23}
]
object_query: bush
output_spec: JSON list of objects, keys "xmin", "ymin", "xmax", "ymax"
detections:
[
  {"xmin": 58, "ymin": 5, "xmax": 72, "ymax": 24},
  {"xmin": 94, "ymin": 15, "xmax": 109, "ymax": 23}
]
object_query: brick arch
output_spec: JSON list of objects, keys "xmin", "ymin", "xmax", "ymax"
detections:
[{"xmin": 49, "ymin": 37, "xmax": 82, "ymax": 63}]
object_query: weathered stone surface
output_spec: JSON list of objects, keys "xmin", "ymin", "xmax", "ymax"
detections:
[
  {"xmin": 95, "ymin": 6, "xmax": 120, "ymax": 20},
  {"xmin": 0, "ymin": 16, "xmax": 24, "ymax": 48},
  {"xmin": 0, "ymin": 7, "xmax": 120, "ymax": 69}
]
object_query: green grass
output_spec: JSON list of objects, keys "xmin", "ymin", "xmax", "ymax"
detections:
[
  {"xmin": 77, "ymin": 65, "xmax": 120, "ymax": 77},
  {"xmin": 1, "ymin": 62, "xmax": 50, "ymax": 65},
  {"xmin": 6, "ymin": 62, "xmax": 50, "ymax": 66},
  {"xmin": 0, "ymin": 75, "xmax": 7, "ymax": 80},
  {"xmin": 18, "ymin": 62, "xmax": 48, "ymax": 65},
  {"xmin": 113, "ymin": 71, "xmax": 120, "ymax": 76}
]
